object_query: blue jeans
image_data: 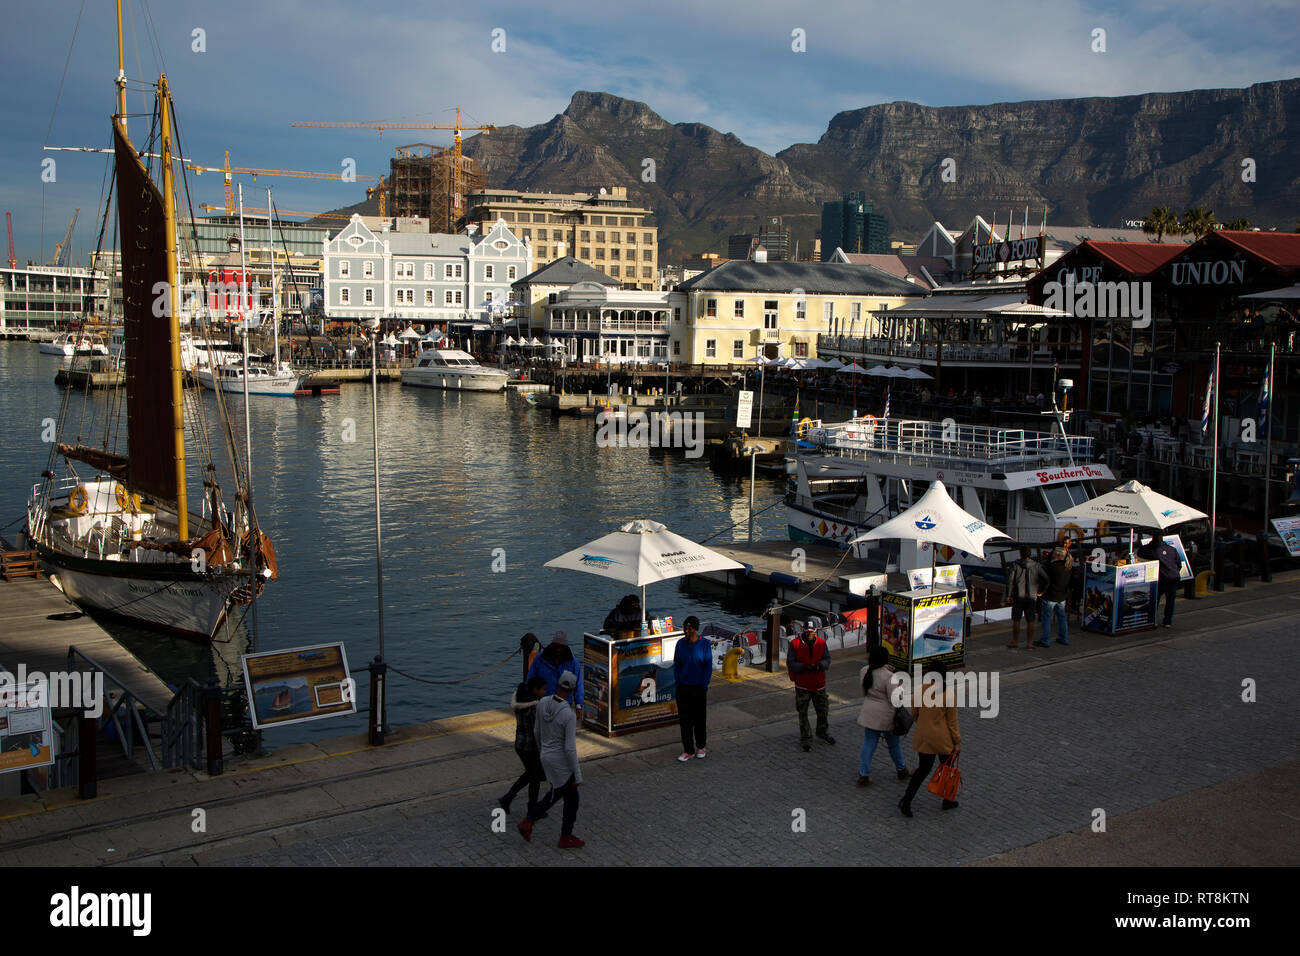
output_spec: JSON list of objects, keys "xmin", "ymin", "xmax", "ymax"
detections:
[
  {"xmin": 859, "ymin": 728, "xmax": 906, "ymax": 776},
  {"xmin": 1041, "ymin": 600, "xmax": 1069, "ymax": 643}
]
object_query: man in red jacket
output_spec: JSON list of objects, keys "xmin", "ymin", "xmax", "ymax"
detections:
[{"xmin": 788, "ymin": 625, "xmax": 834, "ymax": 752}]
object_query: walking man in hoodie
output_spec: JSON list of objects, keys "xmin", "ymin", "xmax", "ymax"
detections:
[
  {"xmin": 788, "ymin": 625, "xmax": 834, "ymax": 752},
  {"xmin": 518, "ymin": 671, "xmax": 584, "ymax": 848}
]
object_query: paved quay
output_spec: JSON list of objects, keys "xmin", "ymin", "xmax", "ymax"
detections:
[{"xmin": 1, "ymin": 572, "xmax": 1297, "ymax": 867}]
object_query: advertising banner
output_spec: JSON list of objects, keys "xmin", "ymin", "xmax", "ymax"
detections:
[
  {"xmin": 1162, "ymin": 534, "xmax": 1193, "ymax": 581},
  {"xmin": 881, "ymin": 589, "xmax": 966, "ymax": 668},
  {"xmin": 1114, "ymin": 561, "xmax": 1158, "ymax": 632},
  {"xmin": 908, "ymin": 564, "xmax": 965, "ymax": 591},
  {"xmin": 881, "ymin": 593, "xmax": 913, "ymax": 668},
  {"xmin": 611, "ymin": 634, "xmax": 679, "ymax": 730},
  {"xmin": 582, "ymin": 634, "xmax": 613, "ymax": 734},
  {"xmin": 1270, "ymin": 516, "xmax": 1300, "ymax": 558},
  {"xmin": 0, "ymin": 679, "xmax": 55, "ymax": 775},
  {"xmin": 736, "ymin": 390, "xmax": 754, "ymax": 430},
  {"xmin": 1083, "ymin": 565, "xmax": 1117, "ymax": 632},
  {"xmin": 241, "ymin": 643, "xmax": 357, "ymax": 731}
]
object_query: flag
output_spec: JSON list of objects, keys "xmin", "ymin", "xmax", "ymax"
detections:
[
  {"xmin": 987, "ymin": 215, "xmax": 993, "ymax": 244},
  {"xmin": 1040, "ymin": 205, "xmax": 1047, "ymax": 237},
  {"xmin": 1021, "ymin": 205, "xmax": 1027, "ymax": 239},
  {"xmin": 1259, "ymin": 358, "xmax": 1272, "ymax": 431},
  {"xmin": 1201, "ymin": 354, "xmax": 1216, "ymax": 436},
  {"xmin": 884, "ymin": 387, "xmax": 891, "ymax": 421}
]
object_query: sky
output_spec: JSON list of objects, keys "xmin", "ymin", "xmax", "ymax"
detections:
[{"xmin": 1, "ymin": 0, "xmax": 1296, "ymax": 264}]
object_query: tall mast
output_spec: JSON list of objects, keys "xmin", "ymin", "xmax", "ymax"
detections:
[
  {"xmin": 158, "ymin": 74, "xmax": 188, "ymax": 541},
  {"xmin": 115, "ymin": 0, "xmax": 127, "ymax": 133},
  {"xmin": 267, "ymin": 186, "xmax": 278, "ymax": 367}
]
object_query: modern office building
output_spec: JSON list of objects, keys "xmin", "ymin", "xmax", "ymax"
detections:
[
  {"xmin": 821, "ymin": 192, "xmax": 890, "ymax": 259},
  {"xmin": 0, "ymin": 265, "xmax": 108, "ymax": 329},
  {"xmin": 463, "ymin": 187, "xmax": 658, "ymax": 290}
]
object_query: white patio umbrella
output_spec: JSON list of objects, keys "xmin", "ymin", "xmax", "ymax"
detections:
[
  {"xmin": 382, "ymin": 333, "xmax": 399, "ymax": 347},
  {"xmin": 544, "ymin": 519, "xmax": 746, "ymax": 619},
  {"xmin": 849, "ymin": 479, "xmax": 1011, "ymax": 588},
  {"xmin": 902, "ymin": 367, "xmax": 934, "ymax": 380},
  {"xmin": 504, "ymin": 335, "xmax": 518, "ymax": 346},
  {"xmin": 883, "ymin": 366, "xmax": 912, "ymax": 379},
  {"xmin": 836, "ymin": 362, "xmax": 870, "ymax": 375},
  {"xmin": 529, "ymin": 336, "xmax": 544, "ymax": 347},
  {"xmin": 398, "ymin": 326, "xmax": 420, "ymax": 339},
  {"xmin": 1056, "ymin": 479, "xmax": 1208, "ymax": 558},
  {"xmin": 748, "ymin": 355, "xmax": 773, "ymax": 365},
  {"xmin": 864, "ymin": 365, "xmax": 892, "ymax": 378}
]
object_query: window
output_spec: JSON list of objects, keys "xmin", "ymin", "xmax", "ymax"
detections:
[
  {"xmin": 642, "ymin": 249, "xmax": 653, "ymax": 261},
  {"xmin": 642, "ymin": 267, "xmax": 652, "ymax": 279},
  {"xmin": 642, "ymin": 233, "xmax": 653, "ymax": 244},
  {"xmin": 611, "ymin": 248, "xmax": 620, "ymax": 260},
  {"xmin": 484, "ymin": 291, "xmax": 493, "ymax": 302},
  {"xmin": 595, "ymin": 231, "xmax": 605, "ymax": 243},
  {"xmin": 455, "ymin": 291, "xmax": 462, "ymax": 305},
  {"xmin": 537, "ymin": 229, "xmax": 548, "ymax": 241},
  {"xmin": 610, "ymin": 266, "xmax": 620, "ymax": 277},
  {"xmin": 580, "ymin": 230, "xmax": 590, "ymax": 241},
  {"xmin": 621, "ymin": 217, "xmax": 633, "ymax": 227},
  {"xmin": 672, "ymin": 340, "xmax": 681, "ymax": 357},
  {"xmin": 444, "ymin": 264, "xmax": 454, "ymax": 280},
  {"xmin": 445, "ymin": 290, "xmax": 454, "ymax": 305},
  {"xmin": 794, "ymin": 341, "xmax": 809, "ymax": 358},
  {"xmin": 611, "ymin": 231, "xmax": 621, "ymax": 244},
  {"xmin": 580, "ymin": 247, "xmax": 591, "ymax": 259},
  {"xmin": 517, "ymin": 213, "xmax": 531, "ymax": 223},
  {"xmin": 508, "ymin": 266, "xmax": 517, "ymax": 280},
  {"xmin": 339, "ymin": 261, "xmax": 350, "ymax": 278},
  {"xmin": 425, "ymin": 290, "xmax": 433, "ymax": 305},
  {"xmin": 364, "ymin": 261, "xmax": 374, "ymax": 278},
  {"xmin": 796, "ymin": 297, "xmax": 807, "ymax": 320},
  {"xmin": 706, "ymin": 298, "xmax": 717, "ymax": 318},
  {"xmin": 595, "ymin": 248, "xmax": 605, "ymax": 260},
  {"xmin": 521, "ymin": 229, "xmax": 531, "ymax": 239},
  {"xmin": 485, "ymin": 265, "xmax": 494, "ymax": 280},
  {"xmin": 763, "ymin": 303, "xmax": 778, "ymax": 331},
  {"xmin": 538, "ymin": 246, "xmax": 548, "ymax": 258},
  {"xmin": 733, "ymin": 339, "xmax": 745, "ymax": 359},
  {"xmin": 823, "ymin": 301, "xmax": 834, "ymax": 325},
  {"xmin": 424, "ymin": 263, "xmax": 434, "ymax": 280},
  {"xmin": 395, "ymin": 289, "xmax": 404, "ymax": 304},
  {"xmin": 851, "ymin": 302, "xmax": 862, "ymax": 324},
  {"xmin": 589, "ymin": 215, "xmax": 603, "ymax": 225},
  {"xmin": 734, "ymin": 300, "xmax": 745, "ymax": 319},
  {"xmin": 364, "ymin": 288, "xmax": 374, "ymax": 304},
  {"xmin": 705, "ymin": 339, "xmax": 717, "ymax": 358},
  {"xmin": 673, "ymin": 308, "xmax": 681, "ymax": 323},
  {"xmin": 628, "ymin": 233, "xmax": 637, "ymax": 244},
  {"xmin": 340, "ymin": 288, "xmax": 350, "ymax": 304}
]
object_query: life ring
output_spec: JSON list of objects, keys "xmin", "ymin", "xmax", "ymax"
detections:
[
  {"xmin": 797, "ymin": 417, "xmax": 813, "ymax": 436},
  {"xmin": 68, "ymin": 486, "xmax": 88, "ymax": 514},
  {"xmin": 1056, "ymin": 523, "xmax": 1084, "ymax": 546},
  {"xmin": 115, "ymin": 483, "xmax": 129, "ymax": 511}
]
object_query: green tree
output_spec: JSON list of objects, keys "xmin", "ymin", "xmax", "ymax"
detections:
[
  {"xmin": 1142, "ymin": 206, "xmax": 1179, "ymax": 242},
  {"xmin": 1221, "ymin": 218, "xmax": 1251, "ymax": 230},
  {"xmin": 1180, "ymin": 207, "xmax": 1219, "ymax": 238}
]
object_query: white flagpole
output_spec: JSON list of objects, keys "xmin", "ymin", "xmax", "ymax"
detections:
[
  {"xmin": 1264, "ymin": 341, "xmax": 1275, "ymax": 525},
  {"xmin": 1210, "ymin": 341, "xmax": 1220, "ymax": 578}
]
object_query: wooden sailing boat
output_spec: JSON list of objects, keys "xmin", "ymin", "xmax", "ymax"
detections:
[{"xmin": 24, "ymin": 1, "xmax": 276, "ymax": 640}]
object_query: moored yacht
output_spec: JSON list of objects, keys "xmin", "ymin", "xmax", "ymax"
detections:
[
  {"xmin": 41, "ymin": 331, "xmax": 109, "ymax": 356},
  {"xmin": 401, "ymin": 348, "xmax": 508, "ymax": 392}
]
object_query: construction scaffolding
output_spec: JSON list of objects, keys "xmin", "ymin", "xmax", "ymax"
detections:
[{"xmin": 389, "ymin": 144, "xmax": 486, "ymax": 233}]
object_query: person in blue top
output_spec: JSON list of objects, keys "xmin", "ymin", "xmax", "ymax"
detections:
[
  {"xmin": 526, "ymin": 631, "xmax": 583, "ymax": 719},
  {"xmin": 673, "ymin": 616, "xmax": 713, "ymax": 762}
]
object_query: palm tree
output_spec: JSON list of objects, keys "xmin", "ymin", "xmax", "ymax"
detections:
[
  {"xmin": 1221, "ymin": 218, "xmax": 1251, "ymax": 231},
  {"xmin": 1142, "ymin": 206, "xmax": 1179, "ymax": 242},
  {"xmin": 1181, "ymin": 207, "xmax": 1219, "ymax": 238}
]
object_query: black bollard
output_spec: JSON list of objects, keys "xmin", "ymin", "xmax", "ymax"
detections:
[
  {"xmin": 1257, "ymin": 532, "xmax": 1273, "ymax": 583},
  {"xmin": 368, "ymin": 656, "xmax": 388, "ymax": 746},
  {"xmin": 1233, "ymin": 536, "xmax": 1246, "ymax": 587},
  {"xmin": 1212, "ymin": 542, "xmax": 1225, "ymax": 592},
  {"xmin": 867, "ymin": 587, "xmax": 881, "ymax": 650},
  {"xmin": 766, "ymin": 606, "xmax": 782, "ymax": 674},
  {"xmin": 203, "ymin": 680, "xmax": 223, "ymax": 777},
  {"xmin": 78, "ymin": 714, "xmax": 97, "ymax": 800}
]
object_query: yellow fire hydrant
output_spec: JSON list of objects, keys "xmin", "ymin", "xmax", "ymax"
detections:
[{"xmin": 721, "ymin": 646, "xmax": 745, "ymax": 681}]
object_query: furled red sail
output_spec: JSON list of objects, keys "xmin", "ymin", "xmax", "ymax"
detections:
[
  {"xmin": 56, "ymin": 443, "xmax": 129, "ymax": 479},
  {"xmin": 114, "ymin": 124, "xmax": 177, "ymax": 504}
]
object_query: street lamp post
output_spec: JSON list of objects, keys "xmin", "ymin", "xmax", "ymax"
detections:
[{"xmin": 362, "ymin": 316, "xmax": 387, "ymax": 745}]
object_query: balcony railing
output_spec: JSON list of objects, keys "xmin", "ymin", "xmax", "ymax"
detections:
[{"xmin": 549, "ymin": 316, "xmax": 666, "ymax": 333}]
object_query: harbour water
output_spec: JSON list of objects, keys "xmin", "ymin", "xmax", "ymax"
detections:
[{"xmin": 0, "ymin": 342, "xmax": 787, "ymax": 746}]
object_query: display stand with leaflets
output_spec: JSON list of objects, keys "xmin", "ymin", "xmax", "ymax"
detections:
[
  {"xmin": 582, "ymin": 622, "xmax": 684, "ymax": 737},
  {"xmin": 1082, "ymin": 560, "xmax": 1159, "ymax": 634},
  {"xmin": 879, "ymin": 582, "xmax": 967, "ymax": 669}
]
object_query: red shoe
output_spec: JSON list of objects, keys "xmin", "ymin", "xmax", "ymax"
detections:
[
  {"xmin": 517, "ymin": 819, "xmax": 533, "ymax": 842},
  {"xmin": 557, "ymin": 834, "xmax": 585, "ymax": 849}
]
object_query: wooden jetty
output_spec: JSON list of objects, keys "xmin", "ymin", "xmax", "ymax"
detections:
[{"xmin": 0, "ymin": 575, "xmax": 174, "ymax": 716}]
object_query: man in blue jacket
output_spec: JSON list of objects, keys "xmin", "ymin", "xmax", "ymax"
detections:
[
  {"xmin": 526, "ymin": 630, "xmax": 583, "ymax": 718},
  {"xmin": 673, "ymin": 616, "xmax": 713, "ymax": 761}
]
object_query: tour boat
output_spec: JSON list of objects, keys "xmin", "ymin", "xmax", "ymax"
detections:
[
  {"xmin": 25, "ymin": 15, "xmax": 276, "ymax": 641},
  {"xmin": 785, "ymin": 416, "xmax": 1116, "ymax": 571},
  {"xmin": 401, "ymin": 348, "xmax": 508, "ymax": 392},
  {"xmin": 40, "ymin": 332, "xmax": 108, "ymax": 357},
  {"xmin": 194, "ymin": 360, "xmax": 301, "ymax": 397}
]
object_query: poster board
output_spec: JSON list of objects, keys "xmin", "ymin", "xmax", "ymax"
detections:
[
  {"xmin": 1270, "ymin": 516, "xmax": 1300, "ymax": 557},
  {"xmin": 908, "ymin": 564, "xmax": 965, "ymax": 591},
  {"xmin": 1162, "ymin": 534, "xmax": 1193, "ymax": 582},
  {"xmin": 881, "ymin": 587, "xmax": 966, "ymax": 669},
  {"xmin": 241, "ymin": 642, "xmax": 357, "ymax": 731},
  {"xmin": 1083, "ymin": 560, "xmax": 1158, "ymax": 634},
  {"xmin": 0, "ymin": 677, "xmax": 55, "ymax": 775},
  {"xmin": 583, "ymin": 631, "xmax": 681, "ymax": 737}
]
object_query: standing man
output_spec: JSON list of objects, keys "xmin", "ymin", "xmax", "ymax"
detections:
[
  {"xmin": 1141, "ymin": 536, "xmax": 1183, "ymax": 627},
  {"xmin": 1006, "ymin": 546, "xmax": 1049, "ymax": 649},
  {"xmin": 788, "ymin": 625, "xmax": 834, "ymax": 752},
  {"xmin": 1039, "ymin": 547, "xmax": 1074, "ymax": 645},
  {"xmin": 518, "ymin": 671, "xmax": 584, "ymax": 849},
  {"xmin": 673, "ymin": 616, "xmax": 712, "ymax": 762}
]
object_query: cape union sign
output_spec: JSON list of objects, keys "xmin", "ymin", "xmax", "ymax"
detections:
[
  {"xmin": 973, "ymin": 235, "xmax": 1044, "ymax": 269},
  {"xmin": 1170, "ymin": 259, "xmax": 1246, "ymax": 286}
]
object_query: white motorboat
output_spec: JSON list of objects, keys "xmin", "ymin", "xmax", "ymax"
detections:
[
  {"xmin": 786, "ymin": 416, "xmax": 1118, "ymax": 571},
  {"xmin": 195, "ymin": 360, "xmax": 301, "ymax": 397},
  {"xmin": 402, "ymin": 348, "xmax": 508, "ymax": 392},
  {"xmin": 40, "ymin": 331, "xmax": 109, "ymax": 356}
]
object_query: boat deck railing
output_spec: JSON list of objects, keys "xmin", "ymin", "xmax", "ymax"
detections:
[{"xmin": 818, "ymin": 418, "xmax": 1092, "ymax": 472}]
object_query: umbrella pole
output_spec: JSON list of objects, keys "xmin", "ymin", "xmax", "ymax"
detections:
[{"xmin": 930, "ymin": 539, "xmax": 937, "ymax": 593}]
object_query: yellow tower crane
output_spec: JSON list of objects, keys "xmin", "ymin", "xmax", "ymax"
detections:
[{"xmin": 187, "ymin": 152, "xmax": 374, "ymax": 214}]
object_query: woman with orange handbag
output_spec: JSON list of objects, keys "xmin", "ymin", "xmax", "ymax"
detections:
[{"xmin": 898, "ymin": 662, "xmax": 961, "ymax": 817}]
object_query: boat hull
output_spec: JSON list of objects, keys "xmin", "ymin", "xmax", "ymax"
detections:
[
  {"xmin": 194, "ymin": 368, "xmax": 301, "ymax": 396},
  {"xmin": 33, "ymin": 542, "xmax": 238, "ymax": 641},
  {"xmin": 401, "ymin": 369, "xmax": 506, "ymax": 392}
]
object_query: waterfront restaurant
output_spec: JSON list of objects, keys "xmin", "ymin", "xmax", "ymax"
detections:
[{"xmin": 540, "ymin": 279, "xmax": 685, "ymax": 363}]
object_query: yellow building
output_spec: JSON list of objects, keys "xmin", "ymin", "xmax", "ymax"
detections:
[
  {"xmin": 464, "ymin": 186, "xmax": 657, "ymax": 290},
  {"xmin": 675, "ymin": 260, "xmax": 925, "ymax": 365}
]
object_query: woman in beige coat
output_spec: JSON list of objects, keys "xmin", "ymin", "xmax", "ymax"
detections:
[
  {"xmin": 898, "ymin": 662, "xmax": 961, "ymax": 817},
  {"xmin": 856, "ymin": 645, "xmax": 910, "ymax": 786}
]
